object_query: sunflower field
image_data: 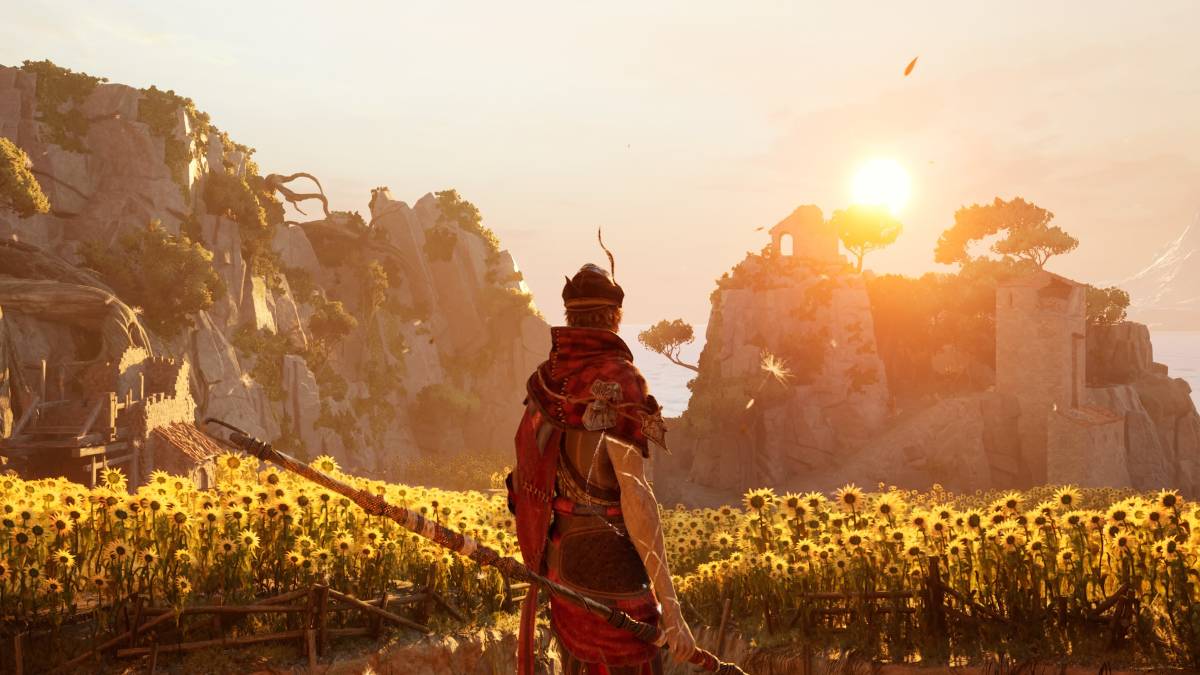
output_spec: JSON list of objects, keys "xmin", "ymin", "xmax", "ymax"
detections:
[
  {"xmin": 2, "ymin": 454, "xmax": 1199, "ymax": 670},
  {"xmin": 666, "ymin": 483, "xmax": 1200, "ymax": 668},
  {"xmin": 0, "ymin": 452, "xmax": 520, "ymax": 671}
]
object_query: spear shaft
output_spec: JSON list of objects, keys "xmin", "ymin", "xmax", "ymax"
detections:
[{"xmin": 215, "ymin": 424, "xmax": 747, "ymax": 674}]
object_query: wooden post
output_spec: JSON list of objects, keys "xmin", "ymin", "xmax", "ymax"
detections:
[
  {"xmin": 1107, "ymin": 590, "xmax": 1129, "ymax": 650},
  {"xmin": 211, "ymin": 593, "xmax": 224, "ymax": 638},
  {"xmin": 315, "ymin": 585, "xmax": 330, "ymax": 656},
  {"xmin": 419, "ymin": 569, "xmax": 437, "ymax": 625},
  {"xmin": 301, "ymin": 585, "xmax": 315, "ymax": 661},
  {"xmin": 305, "ymin": 629, "xmax": 318, "ymax": 672},
  {"xmin": 13, "ymin": 632, "xmax": 24, "ymax": 675},
  {"xmin": 925, "ymin": 555, "xmax": 948, "ymax": 659},
  {"xmin": 371, "ymin": 594, "xmax": 389, "ymax": 638},
  {"xmin": 715, "ymin": 596, "xmax": 732, "ymax": 658},
  {"xmin": 130, "ymin": 443, "xmax": 141, "ymax": 494},
  {"xmin": 106, "ymin": 392, "xmax": 118, "ymax": 433},
  {"xmin": 763, "ymin": 592, "xmax": 775, "ymax": 635},
  {"xmin": 501, "ymin": 576, "xmax": 513, "ymax": 612},
  {"xmin": 148, "ymin": 643, "xmax": 159, "ymax": 675},
  {"xmin": 130, "ymin": 595, "xmax": 145, "ymax": 648}
]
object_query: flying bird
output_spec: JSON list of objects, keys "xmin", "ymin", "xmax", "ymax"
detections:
[
  {"xmin": 904, "ymin": 57, "xmax": 918, "ymax": 77},
  {"xmin": 754, "ymin": 226, "xmax": 765, "ymax": 231}
]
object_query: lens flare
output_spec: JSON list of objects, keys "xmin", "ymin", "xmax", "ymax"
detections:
[{"xmin": 851, "ymin": 158, "xmax": 911, "ymax": 214}]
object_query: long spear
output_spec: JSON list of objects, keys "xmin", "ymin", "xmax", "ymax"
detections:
[{"xmin": 205, "ymin": 419, "xmax": 748, "ymax": 674}]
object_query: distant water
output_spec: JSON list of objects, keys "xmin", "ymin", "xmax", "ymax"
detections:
[
  {"xmin": 1152, "ymin": 331, "xmax": 1200, "ymax": 408},
  {"xmin": 619, "ymin": 327, "xmax": 1200, "ymax": 416},
  {"xmin": 620, "ymin": 324, "xmax": 706, "ymax": 417}
]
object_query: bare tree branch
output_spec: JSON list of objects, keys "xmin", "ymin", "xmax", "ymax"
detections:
[{"xmin": 264, "ymin": 172, "xmax": 331, "ymax": 219}]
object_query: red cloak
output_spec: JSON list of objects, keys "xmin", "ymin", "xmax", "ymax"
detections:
[{"xmin": 510, "ymin": 327, "xmax": 664, "ymax": 674}]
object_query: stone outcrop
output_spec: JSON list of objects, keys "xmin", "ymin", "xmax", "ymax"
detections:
[
  {"xmin": 819, "ymin": 392, "xmax": 1021, "ymax": 494},
  {"xmin": 663, "ymin": 240, "xmax": 1200, "ymax": 501},
  {"xmin": 281, "ymin": 354, "xmax": 321, "ymax": 449},
  {"xmin": 671, "ymin": 208, "xmax": 890, "ymax": 494},
  {"xmin": 1087, "ymin": 321, "xmax": 1156, "ymax": 386},
  {"xmin": 186, "ymin": 310, "xmax": 278, "ymax": 442},
  {"xmin": 0, "ymin": 66, "xmax": 194, "ymax": 247},
  {"xmin": 1086, "ymin": 321, "xmax": 1200, "ymax": 494},
  {"xmin": 0, "ymin": 61, "xmax": 552, "ymax": 483}
]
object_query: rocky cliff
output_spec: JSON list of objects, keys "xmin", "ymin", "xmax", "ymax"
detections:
[
  {"xmin": 1087, "ymin": 322, "xmax": 1200, "ymax": 493},
  {"xmin": 665, "ymin": 220, "xmax": 890, "ymax": 495},
  {"xmin": 659, "ymin": 209, "xmax": 1200, "ymax": 503},
  {"xmin": 0, "ymin": 61, "xmax": 548, "ymax": 482}
]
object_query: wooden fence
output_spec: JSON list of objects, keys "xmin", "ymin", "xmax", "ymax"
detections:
[
  {"xmin": 4, "ymin": 580, "xmax": 531, "ymax": 675},
  {"xmin": 689, "ymin": 556, "xmax": 1137, "ymax": 668}
]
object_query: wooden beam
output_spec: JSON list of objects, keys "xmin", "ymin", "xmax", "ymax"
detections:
[
  {"xmin": 102, "ymin": 452, "xmax": 134, "ymax": 466},
  {"xmin": 48, "ymin": 608, "xmax": 178, "ymax": 673},
  {"xmin": 326, "ymin": 589, "xmax": 431, "ymax": 635},
  {"xmin": 139, "ymin": 604, "xmax": 307, "ymax": 616},
  {"xmin": 257, "ymin": 587, "xmax": 313, "ymax": 606},
  {"xmin": 12, "ymin": 394, "xmax": 40, "ymax": 437},
  {"xmin": 116, "ymin": 630, "xmax": 307, "ymax": 658},
  {"xmin": 3, "ymin": 434, "xmax": 108, "ymax": 452},
  {"xmin": 71, "ymin": 445, "xmax": 109, "ymax": 459},
  {"xmin": 76, "ymin": 398, "xmax": 105, "ymax": 439}
]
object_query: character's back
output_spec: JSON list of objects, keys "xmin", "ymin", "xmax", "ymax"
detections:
[{"xmin": 511, "ymin": 326, "xmax": 666, "ymax": 671}]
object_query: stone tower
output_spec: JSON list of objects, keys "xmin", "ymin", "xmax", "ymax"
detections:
[
  {"xmin": 995, "ymin": 270, "xmax": 1087, "ymax": 484},
  {"xmin": 769, "ymin": 205, "xmax": 841, "ymax": 263}
]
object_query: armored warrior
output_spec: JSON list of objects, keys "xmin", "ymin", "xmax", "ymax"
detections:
[{"xmin": 508, "ymin": 248, "xmax": 697, "ymax": 675}]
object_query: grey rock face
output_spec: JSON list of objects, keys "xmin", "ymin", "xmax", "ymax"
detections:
[
  {"xmin": 281, "ymin": 354, "xmax": 321, "ymax": 451},
  {"xmin": 676, "ymin": 250, "xmax": 890, "ymax": 493},
  {"xmin": 0, "ymin": 64, "xmax": 550, "ymax": 483}
]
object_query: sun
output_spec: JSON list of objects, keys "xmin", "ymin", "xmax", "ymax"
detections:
[{"xmin": 851, "ymin": 158, "xmax": 911, "ymax": 214}]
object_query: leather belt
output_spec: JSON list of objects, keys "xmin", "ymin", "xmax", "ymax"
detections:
[{"xmin": 552, "ymin": 496, "xmax": 622, "ymax": 518}]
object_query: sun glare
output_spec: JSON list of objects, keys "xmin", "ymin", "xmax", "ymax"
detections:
[{"xmin": 851, "ymin": 158, "xmax": 911, "ymax": 214}]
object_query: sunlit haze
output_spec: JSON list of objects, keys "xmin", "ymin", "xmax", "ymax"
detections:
[
  {"xmin": 852, "ymin": 159, "xmax": 911, "ymax": 214},
  {"xmin": 3, "ymin": 1, "xmax": 1198, "ymax": 324}
]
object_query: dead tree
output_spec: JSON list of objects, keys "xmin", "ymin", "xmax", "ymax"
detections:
[{"xmin": 263, "ymin": 173, "xmax": 331, "ymax": 219}]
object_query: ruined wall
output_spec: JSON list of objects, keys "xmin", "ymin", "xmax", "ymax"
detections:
[
  {"xmin": 996, "ymin": 271, "xmax": 1087, "ymax": 485},
  {"xmin": 769, "ymin": 205, "xmax": 840, "ymax": 263},
  {"xmin": 1046, "ymin": 406, "xmax": 1128, "ymax": 487}
]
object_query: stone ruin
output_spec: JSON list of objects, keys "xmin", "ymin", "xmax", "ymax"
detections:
[
  {"xmin": 658, "ymin": 207, "xmax": 1200, "ymax": 503},
  {"xmin": 997, "ymin": 270, "xmax": 1198, "ymax": 492},
  {"xmin": 769, "ymin": 205, "xmax": 842, "ymax": 264},
  {"xmin": 0, "ymin": 344, "xmax": 217, "ymax": 487},
  {"xmin": 667, "ymin": 205, "xmax": 891, "ymax": 493}
]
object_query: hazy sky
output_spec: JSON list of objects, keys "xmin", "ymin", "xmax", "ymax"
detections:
[{"xmin": 3, "ymin": 2, "xmax": 1198, "ymax": 324}]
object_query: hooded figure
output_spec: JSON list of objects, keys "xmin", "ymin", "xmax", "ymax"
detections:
[{"xmin": 508, "ymin": 255, "xmax": 696, "ymax": 675}]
